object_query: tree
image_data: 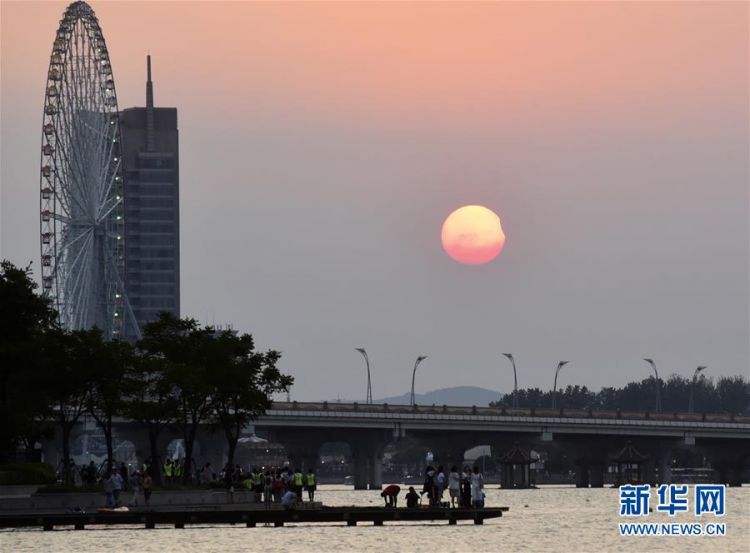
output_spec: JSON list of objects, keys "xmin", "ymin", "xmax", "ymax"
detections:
[
  {"xmin": 716, "ymin": 376, "xmax": 750, "ymax": 414},
  {"xmin": 43, "ymin": 328, "xmax": 95, "ymax": 484},
  {"xmin": 0, "ymin": 261, "xmax": 57, "ymax": 461},
  {"xmin": 121, "ymin": 353, "xmax": 178, "ymax": 486},
  {"xmin": 87, "ymin": 338, "xmax": 134, "ymax": 471},
  {"xmin": 138, "ymin": 313, "xmax": 215, "ymax": 484},
  {"xmin": 209, "ymin": 330, "xmax": 292, "ymax": 469}
]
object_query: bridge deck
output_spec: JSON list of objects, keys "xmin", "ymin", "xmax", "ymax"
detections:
[{"xmin": 0, "ymin": 506, "xmax": 508, "ymax": 530}]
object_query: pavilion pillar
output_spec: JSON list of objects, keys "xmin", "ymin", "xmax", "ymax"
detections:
[{"xmin": 575, "ymin": 463, "xmax": 590, "ymax": 488}]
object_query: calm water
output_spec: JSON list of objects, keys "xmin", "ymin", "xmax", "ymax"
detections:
[{"xmin": 1, "ymin": 485, "xmax": 748, "ymax": 553}]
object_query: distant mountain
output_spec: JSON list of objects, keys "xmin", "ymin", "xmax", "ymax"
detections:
[{"xmin": 376, "ymin": 386, "xmax": 503, "ymax": 407}]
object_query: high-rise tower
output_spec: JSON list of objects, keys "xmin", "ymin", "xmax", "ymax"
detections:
[{"xmin": 120, "ymin": 56, "xmax": 180, "ymax": 337}]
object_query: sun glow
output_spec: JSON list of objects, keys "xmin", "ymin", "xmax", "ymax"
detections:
[{"xmin": 441, "ymin": 205, "xmax": 506, "ymax": 265}]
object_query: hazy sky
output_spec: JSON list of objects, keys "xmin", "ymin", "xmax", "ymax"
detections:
[{"xmin": 1, "ymin": 1, "xmax": 748, "ymax": 401}]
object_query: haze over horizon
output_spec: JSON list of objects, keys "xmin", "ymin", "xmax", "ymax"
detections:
[{"xmin": 1, "ymin": 1, "xmax": 748, "ymax": 401}]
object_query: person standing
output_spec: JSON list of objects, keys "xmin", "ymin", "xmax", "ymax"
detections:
[
  {"xmin": 163, "ymin": 459, "xmax": 172, "ymax": 485},
  {"xmin": 264, "ymin": 471, "xmax": 274, "ymax": 508},
  {"xmin": 436, "ymin": 465, "xmax": 446, "ymax": 505},
  {"xmin": 448, "ymin": 466, "xmax": 461, "ymax": 508},
  {"xmin": 422, "ymin": 466, "xmax": 436, "ymax": 506},
  {"xmin": 460, "ymin": 466, "xmax": 472, "ymax": 507},
  {"xmin": 142, "ymin": 472, "xmax": 153, "ymax": 507},
  {"xmin": 470, "ymin": 465, "xmax": 484, "ymax": 508},
  {"xmin": 305, "ymin": 469, "xmax": 317, "ymax": 502},
  {"xmin": 102, "ymin": 472, "xmax": 114, "ymax": 507},
  {"xmin": 293, "ymin": 468, "xmax": 304, "ymax": 501},
  {"xmin": 111, "ymin": 468, "xmax": 124, "ymax": 507},
  {"xmin": 130, "ymin": 470, "xmax": 142, "ymax": 506}
]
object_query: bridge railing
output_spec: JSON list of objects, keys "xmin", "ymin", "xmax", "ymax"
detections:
[{"xmin": 269, "ymin": 401, "xmax": 749, "ymax": 424}]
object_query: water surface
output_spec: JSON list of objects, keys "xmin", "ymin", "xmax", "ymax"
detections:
[{"xmin": 2, "ymin": 485, "xmax": 747, "ymax": 552}]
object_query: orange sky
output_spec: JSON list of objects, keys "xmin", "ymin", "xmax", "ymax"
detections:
[
  {"xmin": 2, "ymin": 1, "xmax": 746, "ymax": 130},
  {"xmin": 1, "ymin": 1, "xmax": 748, "ymax": 400}
]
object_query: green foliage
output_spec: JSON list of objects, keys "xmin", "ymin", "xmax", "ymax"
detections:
[
  {"xmin": 492, "ymin": 374, "xmax": 750, "ymax": 414},
  {"xmin": 135, "ymin": 312, "xmax": 293, "ymax": 481},
  {"xmin": 0, "ymin": 463, "xmax": 56, "ymax": 485},
  {"xmin": 0, "ymin": 261, "xmax": 58, "ymax": 460},
  {"xmin": 0, "ymin": 261, "xmax": 293, "ymax": 478}
]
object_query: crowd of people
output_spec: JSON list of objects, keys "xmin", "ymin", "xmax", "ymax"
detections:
[
  {"xmin": 200, "ymin": 463, "xmax": 318, "ymax": 508},
  {"xmin": 380, "ymin": 465, "xmax": 485, "ymax": 509},
  {"xmin": 66, "ymin": 457, "xmax": 487, "ymax": 510}
]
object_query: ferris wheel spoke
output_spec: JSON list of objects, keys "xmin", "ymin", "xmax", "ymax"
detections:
[
  {"xmin": 55, "ymin": 101, "xmax": 90, "ymax": 212},
  {"xmin": 96, "ymin": 159, "xmax": 121, "ymax": 217},
  {"xmin": 57, "ymin": 226, "xmax": 94, "ymax": 254},
  {"xmin": 51, "ymin": 212, "xmax": 75, "ymax": 226},
  {"xmin": 57, "ymin": 232, "xmax": 93, "ymax": 323},
  {"xmin": 96, "ymin": 194, "xmax": 121, "ymax": 225},
  {"xmin": 103, "ymin": 240, "xmax": 138, "ymax": 339}
]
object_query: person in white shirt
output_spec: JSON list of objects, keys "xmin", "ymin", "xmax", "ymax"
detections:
[
  {"xmin": 435, "ymin": 466, "xmax": 446, "ymax": 504},
  {"xmin": 281, "ymin": 489, "xmax": 298, "ymax": 510},
  {"xmin": 111, "ymin": 469, "xmax": 124, "ymax": 507},
  {"xmin": 470, "ymin": 466, "xmax": 484, "ymax": 508},
  {"xmin": 448, "ymin": 466, "xmax": 461, "ymax": 508}
]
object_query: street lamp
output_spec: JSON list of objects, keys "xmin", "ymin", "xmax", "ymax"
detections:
[
  {"xmin": 502, "ymin": 353, "xmax": 519, "ymax": 408},
  {"xmin": 410, "ymin": 356, "xmax": 428, "ymax": 406},
  {"xmin": 551, "ymin": 361, "xmax": 569, "ymax": 409},
  {"xmin": 643, "ymin": 358, "xmax": 662, "ymax": 413},
  {"xmin": 355, "ymin": 348, "xmax": 372, "ymax": 404},
  {"xmin": 689, "ymin": 366, "xmax": 706, "ymax": 414}
]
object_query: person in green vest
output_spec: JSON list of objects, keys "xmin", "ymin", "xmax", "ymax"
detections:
[
  {"xmin": 163, "ymin": 459, "xmax": 173, "ymax": 485},
  {"xmin": 253, "ymin": 468, "xmax": 264, "ymax": 502},
  {"xmin": 243, "ymin": 473, "xmax": 254, "ymax": 493},
  {"xmin": 293, "ymin": 468, "xmax": 304, "ymax": 500},
  {"xmin": 305, "ymin": 468, "xmax": 317, "ymax": 502}
]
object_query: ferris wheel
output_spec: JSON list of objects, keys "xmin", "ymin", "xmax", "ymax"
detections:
[{"xmin": 40, "ymin": 1, "xmax": 136, "ymax": 339}]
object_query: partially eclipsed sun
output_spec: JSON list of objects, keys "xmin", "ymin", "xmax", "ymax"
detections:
[{"xmin": 441, "ymin": 205, "xmax": 506, "ymax": 265}]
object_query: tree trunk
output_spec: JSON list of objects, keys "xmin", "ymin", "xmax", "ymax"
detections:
[
  {"xmin": 225, "ymin": 434, "xmax": 238, "ymax": 471},
  {"xmin": 182, "ymin": 424, "xmax": 197, "ymax": 484},
  {"xmin": 61, "ymin": 422, "xmax": 72, "ymax": 485},
  {"xmin": 148, "ymin": 427, "xmax": 162, "ymax": 486},
  {"xmin": 104, "ymin": 419, "xmax": 114, "ymax": 472}
]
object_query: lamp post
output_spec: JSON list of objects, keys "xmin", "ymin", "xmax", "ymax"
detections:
[
  {"xmin": 551, "ymin": 361, "xmax": 569, "ymax": 409},
  {"xmin": 502, "ymin": 353, "xmax": 519, "ymax": 408},
  {"xmin": 689, "ymin": 366, "xmax": 706, "ymax": 414},
  {"xmin": 410, "ymin": 356, "xmax": 428, "ymax": 406},
  {"xmin": 643, "ymin": 358, "xmax": 662, "ymax": 413},
  {"xmin": 355, "ymin": 348, "xmax": 372, "ymax": 404}
]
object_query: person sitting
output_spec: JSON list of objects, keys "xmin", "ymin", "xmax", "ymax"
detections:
[
  {"xmin": 405, "ymin": 486, "xmax": 420, "ymax": 509},
  {"xmin": 380, "ymin": 484, "xmax": 401, "ymax": 507},
  {"xmin": 281, "ymin": 489, "xmax": 298, "ymax": 510}
]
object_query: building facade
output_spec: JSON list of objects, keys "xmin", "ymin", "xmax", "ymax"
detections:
[{"xmin": 119, "ymin": 56, "xmax": 180, "ymax": 337}]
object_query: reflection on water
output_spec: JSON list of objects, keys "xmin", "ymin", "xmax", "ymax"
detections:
[{"xmin": 1, "ymin": 485, "xmax": 748, "ymax": 553}]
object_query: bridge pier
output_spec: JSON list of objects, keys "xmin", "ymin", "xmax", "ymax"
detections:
[
  {"xmin": 714, "ymin": 460, "xmax": 744, "ymax": 487},
  {"xmin": 589, "ymin": 463, "xmax": 605, "ymax": 488},
  {"xmin": 351, "ymin": 434, "xmax": 387, "ymax": 490}
]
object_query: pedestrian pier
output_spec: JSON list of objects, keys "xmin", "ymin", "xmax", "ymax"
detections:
[{"xmin": 0, "ymin": 506, "xmax": 508, "ymax": 530}]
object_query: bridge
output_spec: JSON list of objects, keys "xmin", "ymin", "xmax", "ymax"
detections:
[
  {"xmin": 251, "ymin": 402, "xmax": 749, "ymax": 488},
  {"xmin": 48, "ymin": 402, "xmax": 750, "ymax": 489}
]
